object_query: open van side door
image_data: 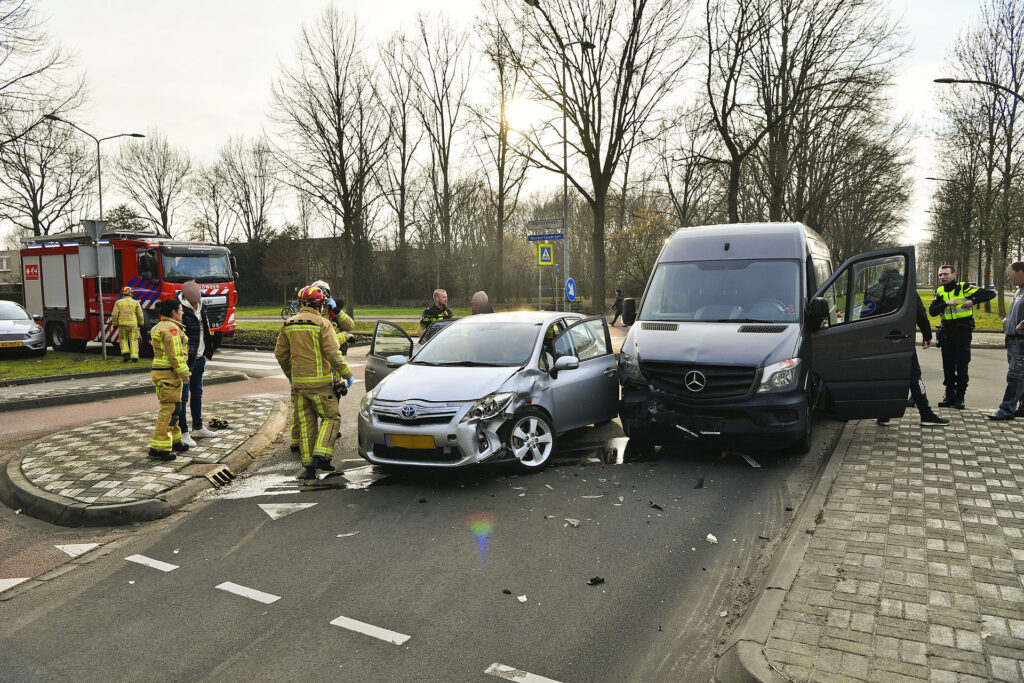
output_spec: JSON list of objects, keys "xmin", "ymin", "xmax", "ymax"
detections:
[
  {"xmin": 365, "ymin": 321, "xmax": 414, "ymax": 391},
  {"xmin": 809, "ymin": 246, "xmax": 916, "ymax": 420}
]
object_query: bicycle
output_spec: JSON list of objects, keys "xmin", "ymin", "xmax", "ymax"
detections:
[{"xmin": 280, "ymin": 299, "xmax": 301, "ymax": 320}]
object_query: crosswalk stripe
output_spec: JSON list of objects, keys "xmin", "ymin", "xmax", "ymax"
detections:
[
  {"xmin": 207, "ymin": 360, "xmax": 277, "ymax": 370},
  {"xmin": 330, "ymin": 615, "xmax": 411, "ymax": 645},
  {"xmin": 216, "ymin": 581, "xmax": 281, "ymax": 604},
  {"xmin": 125, "ymin": 554, "xmax": 179, "ymax": 572}
]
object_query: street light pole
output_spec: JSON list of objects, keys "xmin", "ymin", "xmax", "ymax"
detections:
[
  {"xmin": 934, "ymin": 77, "xmax": 1024, "ymax": 104},
  {"xmin": 43, "ymin": 114, "xmax": 144, "ymax": 219}
]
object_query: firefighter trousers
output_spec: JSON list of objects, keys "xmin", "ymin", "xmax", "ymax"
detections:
[
  {"xmin": 151, "ymin": 371, "xmax": 183, "ymax": 451},
  {"xmin": 293, "ymin": 386, "xmax": 340, "ymax": 466},
  {"xmin": 118, "ymin": 325, "xmax": 140, "ymax": 359},
  {"xmin": 290, "ymin": 386, "xmax": 300, "ymax": 448}
]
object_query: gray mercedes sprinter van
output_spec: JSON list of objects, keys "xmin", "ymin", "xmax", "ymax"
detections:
[{"xmin": 618, "ymin": 222, "xmax": 916, "ymax": 453}]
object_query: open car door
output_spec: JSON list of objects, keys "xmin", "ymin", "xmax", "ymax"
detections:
[
  {"xmin": 810, "ymin": 246, "xmax": 916, "ymax": 420},
  {"xmin": 365, "ymin": 321, "xmax": 414, "ymax": 391},
  {"xmin": 550, "ymin": 316, "xmax": 619, "ymax": 429}
]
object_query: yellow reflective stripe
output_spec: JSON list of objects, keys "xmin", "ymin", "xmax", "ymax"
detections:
[{"xmin": 291, "ymin": 375, "xmax": 332, "ymax": 384}]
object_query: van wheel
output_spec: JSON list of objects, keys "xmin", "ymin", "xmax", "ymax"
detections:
[
  {"xmin": 789, "ymin": 413, "xmax": 812, "ymax": 454},
  {"xmin": 501, "ymin": 408, "xmax": 556, "ymax": 472}
]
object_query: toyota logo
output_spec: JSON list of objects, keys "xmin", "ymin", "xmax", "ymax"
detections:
[
  {"xmin": 684, "ymin": 370, "xmax": 707, "ymax": 392},
  {"xmin": 399, "ymin": 405, "xmax": 418, "ymax": 419}
]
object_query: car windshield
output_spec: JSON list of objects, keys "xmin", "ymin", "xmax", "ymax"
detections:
[
  {"xmin": 0, "ymin": 301, "xmax": 30, "ymax": 321},
  {"xmin": 639, "ymin": 259, "xmax": 801, "ymax": 323},
  {"xmin": 162, "ymin": 252, "xmax": 232, "ymax": 283},
  {"xmin": 412, "ymin": 322, "xmax": 540, "ymax": 366}
]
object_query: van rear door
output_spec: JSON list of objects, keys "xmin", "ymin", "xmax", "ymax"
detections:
[{"xmin": 809, "ymin": 246, "xmax": 915, "ymax": 420}]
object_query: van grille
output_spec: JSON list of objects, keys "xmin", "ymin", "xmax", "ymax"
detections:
[
  {"xmin": 641, "ymin": 322, "xmax": 678, "ymax": 331},
  {"xmin": 738, "ymin": 325, "xmax": 786, "ymax": 334},
  {"xmin": 640, "ymin": 361, "xmax": 757, "ymax": 400}
]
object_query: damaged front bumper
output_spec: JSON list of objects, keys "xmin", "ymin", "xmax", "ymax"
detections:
[{"xmin": 357, "ymin": 398, "xmax": 515, "ymax": 467}]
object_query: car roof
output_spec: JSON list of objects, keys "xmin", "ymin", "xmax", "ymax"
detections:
[{"xmin": 453, "ymin": 311, "xmax": 582, "ymax": 325}]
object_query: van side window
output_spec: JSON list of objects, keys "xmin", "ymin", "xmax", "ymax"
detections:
[
  {"xmin": 851, "ymin": 256, "xmax": 906, "ymax": 321},
  {"xmin": 812, "ymin": 258, "xmax": 832, "ymax": 293}
]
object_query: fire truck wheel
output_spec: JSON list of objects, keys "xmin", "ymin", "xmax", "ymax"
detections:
[{"xmin": 47, "ymin": 322, "xmax": 85, "ymax": 352}]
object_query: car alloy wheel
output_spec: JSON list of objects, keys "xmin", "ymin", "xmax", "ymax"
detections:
[{"xmin": 504, "ymin": 408, "xmax": 555, "ymax": 471}]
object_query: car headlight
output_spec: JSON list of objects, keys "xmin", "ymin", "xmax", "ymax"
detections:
[
  {"xmin": 359, "ymin": 387, "xmax": 379, "ymax": 419},
  {"xmin": 30, "ymin": 325, "xmax": 43, "ymax": 335},
  {"xmin": 463, "ymin": 392, "xmax": 514, "ymax": 422},
  {"xmin": 758, "ymin": 358, "xmax": 801, "ymax": 393},
  {"xmin": 619, "ymin": 353, "xmax": 645, "ymax": 384}
]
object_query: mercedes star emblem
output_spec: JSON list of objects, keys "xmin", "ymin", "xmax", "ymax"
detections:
[
  {"xmin": 400, "ymin": 405, "xmax": 418, "ymax": 419},
  {"xmin": 684, "ymin": 370, "xmax": 707, "ymax": 392}
]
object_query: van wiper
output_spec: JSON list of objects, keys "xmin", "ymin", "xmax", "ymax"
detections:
[
  {"xmin": 433, "ymin": 360, "xmax": 497, "ymax": 367},
  {"xmin": 703, "ymin": 318, "xmax": 782, "ymax": 323}
]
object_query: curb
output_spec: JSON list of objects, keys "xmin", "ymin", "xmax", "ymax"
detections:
[
  {"xmin": 0, "ymin": 365, "xmax": 152, "ymax": 387},
  {"xmin": 0, "ymin": 399, "xmax": 288, "ymax": 527},
  {"xmin": 716, "ymin": 422, "xmax": 854, "ymax": 682},
  {"xmin": 0, "ymin": 371, "xmax": 250, "ymax": 412}
]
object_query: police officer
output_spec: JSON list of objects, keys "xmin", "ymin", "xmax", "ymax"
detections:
[
  {"xmin": 149, "ymin": 298, "xmax": 191, "ymax": 461},
  {"xmin": 418, "ymin": 288, "xmax": 453, "ymax": 339},
  {"xmin": 275, "ymin": 284, "xmax": 352, "ymax": 480},
  {"xmin": 111, "ymin": 286, "xmax": 144, "ymax": 362},
  {"xmin": 287, "ymin": 280, "xmax": 355, "ymax": 454},
  {"xmin": 929, "ymin": 265, "xmax": 996, "ymax": 409},
  {"xmin": 989, "ymin": 262, "xmax": 1024, "ymax": 420}
]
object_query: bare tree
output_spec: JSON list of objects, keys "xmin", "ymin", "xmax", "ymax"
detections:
[
  {"xmin": 0, "ymin": 111, "xmax": 93, "ymax": 236},
  {"xmin": 272, "ymin": 6, "xmax": 388, "ymax": 312},
  {"xmin": 219, "ymin": 136, "xmax": 278, "ymax": 244},
  {"xmin": 504, "ymin": 0, "xmax": 692, "ymax": 307},
  {"xmin": 475, "ymin": 2, "xmax": 529, "ymax": 302},
  {"xmin": 189, "ymin": 160, "xmax": 236, "ymax": 245},
  {"xmin": 111, "ymin": 129, "xmax": 191, "ymax": 236}
]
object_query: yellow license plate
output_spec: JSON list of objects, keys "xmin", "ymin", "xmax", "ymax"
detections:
[
  {"xmin": 385, "ymin": 434, "xmax": 435, "ymax": 449},
  {"xmin": 0, "ymin": 342, "xmax": 22, "ymax": 348}
]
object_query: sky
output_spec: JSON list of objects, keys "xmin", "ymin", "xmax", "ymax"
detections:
[{"xmin": 39, "ymin": 0, "xmax": 981, "ymax": 246}]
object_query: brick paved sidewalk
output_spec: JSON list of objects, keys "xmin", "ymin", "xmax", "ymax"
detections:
[
  {"xmin": 722, "ymin": 410, "xmax": 1024, "ymax": 682},
  {"xmin": 0, "ymin": 396, "xmax": 286, "ymax": 526},
  {"xmin": 0, "ymin": 370, "xmax": 247, "ymax": 411}
]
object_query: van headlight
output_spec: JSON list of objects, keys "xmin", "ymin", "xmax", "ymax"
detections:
[
  {"xmin": 619, "ymin": 353, "xmax": 645, "ymax": 384},
  {"xmin": 463, "ymin": 392, "xmax": 514, "ymax": 422},
  {"xmin": 758, "ymin": 358, "xmax": 801, "ymax": 393}
]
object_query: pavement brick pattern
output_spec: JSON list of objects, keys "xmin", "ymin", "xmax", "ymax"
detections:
[
  {"xmin": 764, "ymin": 410, "xmax": 1024, "ymax": 682},
  {"xmin": 18, "ymin": 397, "xmax": 276, "ymax": 506},
  {"xmin": 0, "ymin": 370, "xmax": 240, "ymax": 408}
]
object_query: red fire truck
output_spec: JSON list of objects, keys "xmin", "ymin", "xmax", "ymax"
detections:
[{"xmin": 21, "ymin": 231, "xmax": 238, "ymax": 354}]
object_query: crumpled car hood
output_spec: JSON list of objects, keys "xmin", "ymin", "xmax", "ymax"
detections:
[{"xmin": 376, "ymin": 364, "xmax": 518, "ymax": 402}]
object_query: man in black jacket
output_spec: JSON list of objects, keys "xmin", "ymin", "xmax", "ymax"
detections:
[
  {"xmin": 929, "ymin": 265, "xmax": 996, "ymax": 409},
  {"xmin": 176, "ymin": 280, "xmax": 216, "ymax": 447},
  {"xmin": 878, "ymin": 292, "xmax": 949, "ymax": 427},
  {"xmin": 610, "ymin": 289, "xmax": 624, "ymax": 325}
]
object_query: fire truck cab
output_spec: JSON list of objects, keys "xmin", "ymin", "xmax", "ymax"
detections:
[{"xmin": 20, "ymin": 231, "xmax": 238, "ymax": 355}]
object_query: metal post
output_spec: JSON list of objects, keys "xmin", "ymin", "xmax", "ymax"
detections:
[
  {"xmin": 538, "ymin": 261, "xmax": 542, "ymax": 311},
  {"xmin": 95, "ymin": 239, "xmax": 106, "ymax": 360},
  {"xmin": 562, "ymin": 58, "xmax": 569, "ymax": 314},
  {"xmin": 96, "ymin": 138, "xmax": 104, "ymax": 219}
]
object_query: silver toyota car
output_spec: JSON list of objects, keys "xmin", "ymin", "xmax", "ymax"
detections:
[{"xmin": 358, "ymin": 311, "xmax": 618, "ymax": 470}]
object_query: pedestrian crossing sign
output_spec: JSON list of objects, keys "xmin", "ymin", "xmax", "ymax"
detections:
[{"xmin": 538, "ymin": 244, "xmax": 554, "ymax": 266}]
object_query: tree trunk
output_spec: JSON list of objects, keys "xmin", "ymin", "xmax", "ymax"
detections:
[
  {"xmin": 727, "ymin": 160, "xmax": 741, "ymax": 223},
  {"xmin": 590, "ymin": 191, "xmax": 607, "ymax": 311}
]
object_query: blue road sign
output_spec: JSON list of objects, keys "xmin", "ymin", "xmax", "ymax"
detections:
[
  {"xmin": 527, "ymin": 233, "xmax": 564, "ymax": 242},
  {"xmin": 538, "ymin": 244, "xmax": 554, "ymax": 266},
  {"xmin": 565, "ymin": 277, "xmax": 577, "ymax": 302}
]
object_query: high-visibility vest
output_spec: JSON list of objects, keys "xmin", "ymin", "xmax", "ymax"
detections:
[{"xmin": 935, "ymin": 282, "xmax": 978, "ymax": 321}]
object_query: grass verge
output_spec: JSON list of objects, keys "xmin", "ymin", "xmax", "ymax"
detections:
[
  {"xmin": 0, "ymin": 351, "xmax": 152, "ymax": 381},
  {"xmin": 230, "ymin": 320, "xmax": 419, "ymax": 347}
]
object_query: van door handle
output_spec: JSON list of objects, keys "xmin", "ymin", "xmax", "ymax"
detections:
[
  {"xmin": 366, "ymin": 368, "xmax": 376, "ymax": 375},
  {"xmin": 604, "ymin": 368, "xmax": 617, "ymax": 377},
  {"xmin": 885, "ymin": 332, "xmax": 910, "ymax": 341}
]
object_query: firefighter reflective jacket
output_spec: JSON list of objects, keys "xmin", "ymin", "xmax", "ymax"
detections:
[
  {"xmin": 151, "ymin": 317, "xmax": 190, "ymax": 378},
  {"xmin": 111, "ymin": 296, "xmax": 144, "ymax": 328},
  {"xmin": 275, "ymin": 306, "xmax": 352, "ymax": 389}
]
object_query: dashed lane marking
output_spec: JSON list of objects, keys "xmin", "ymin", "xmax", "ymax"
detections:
[
  {"xmin": 216, "ymin": 581, "xmax": 281, "ymax": 604},
  {"xmin": 0, "ymin": 577, "xmax": 30, "ymax": 594},
  {"xmin": 485, "ymin": 663, "xmax": 563, "ymax": 683},
  {"xmin": 56, "ymin": 543, "xmax": 100, "ymax": 558},
  {"xmin": 329, "ymin": 615, "xmax": 411, "ymax": 645},
  {"xmin": 125, "ymin": 554, "xmax": 179, "ymax": 572}
]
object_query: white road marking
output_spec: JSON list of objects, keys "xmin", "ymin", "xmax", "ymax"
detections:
[
  {"xmin": 206, "ymin": 359, "xmax": 272, "ymax": 370},
  {"xmin": 329, "ymin": 615, "xmax": 411, "ymax": 645},
  {"xmin": 0, "ymin": 577, "xmax": 30, "ymax": 593},
  {"xmin": 485, "ymin": 663, "xmax": 563, "ymax": 683},
  {"xmin": 125, "ymin": 554, "xmax": 179, "ymax": 572},
  {"xmin": 215, "ymin": 581, "xmax": 281, "ymax": 604},
  {"xmin": 257, "ymin": 502, "xmax": 318, "ymax": 520},
  {"xmin": 55, "ymin": 543, "xmax": 100, "ymax": 558}
]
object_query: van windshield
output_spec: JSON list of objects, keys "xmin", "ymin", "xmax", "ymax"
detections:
[{"xmin": 639, "ymin": 260, "xmax": 801, "ymax": 323}]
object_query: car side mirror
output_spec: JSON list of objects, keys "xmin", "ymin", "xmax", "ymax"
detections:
[
  {"xmin": 232, "ymin": 271, "xmax": 239, "ymax": 281},
  {"xmin": 622, "ymin": 298, "xmax": 637, "ymax": 326},
  {"xmin": 553, "ymin": 355, "xmax": 579, "ymax": 371},
  {"xmin": 807, "ymin": 297, "xmax": 829, "ymax": 331},
  {"xmin": 385, "ymin": 355, "xmax": 407, "ymax": 368}
]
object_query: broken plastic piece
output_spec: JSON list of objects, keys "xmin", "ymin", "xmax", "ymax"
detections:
[
  {"xmin": 719, "ymin": 610, "xmax": 728, "ymax": 618},
  {"xmin": 740, "ymin": 453, "xmax": 761, "ymax": 468},
  {"xmin": 564, "ymin": 518, "xmax": 581, "ymax": 528},
  {"xmin": 706, "ymin": 533, "xmax": 718, "ymax": 544},
  {"xmin": 517, "ymin": 595, "xmax": 528, "ymax": 603},
  {"xmin": 503, "ymin": 589, "xmax": 512, "ymax": 595},
  {"xmin": 649, "ymin": 502, "xmax": 664, "ymax": 511},
  {"xmin": 587, "ymin": 576, "xmax": 605, "ymax": 586},
  {"xmin": 336, "ymin": 531, "xmax": 360, "ymax": 538},
  {"xmin": 545, "ymin": 484, "xmax": 554, "ymax": 490},
  {"xmin": 582, "ymin": 495, "xmax": 604, "ymax": 499},
  {"xmin": 758, "ymin": 535, "xmax": 770, "ymax": 542}
]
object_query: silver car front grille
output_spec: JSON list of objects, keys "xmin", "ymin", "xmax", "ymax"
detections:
[{"xmin": 371, "ymin": 400, "xmax": 460, "ymax": 426}]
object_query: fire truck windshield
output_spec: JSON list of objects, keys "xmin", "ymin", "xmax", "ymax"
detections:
[{"xmin": 162, "ymin": 253, "xmax": 233, "ymax": 283}]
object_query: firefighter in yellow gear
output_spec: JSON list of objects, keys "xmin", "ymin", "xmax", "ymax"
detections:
[
  {"xmin": 275, "ymin": 284, "xmax": 352, "ymax": 479},
  {"xmin": 149, "ymin": 298, "xmax": 191, "ymax": 461},
  {"xmin": 111, "ymin": 286, "xmax": 145, "ymax": 362},
  {"xmin": 289, "ymin": 281, "xmax": 355, "ymax": 453}
]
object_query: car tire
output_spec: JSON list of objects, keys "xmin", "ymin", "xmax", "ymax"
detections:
[{"xmin": 501, "ymin": 408, "xmax": 556, "ymax": 472}]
